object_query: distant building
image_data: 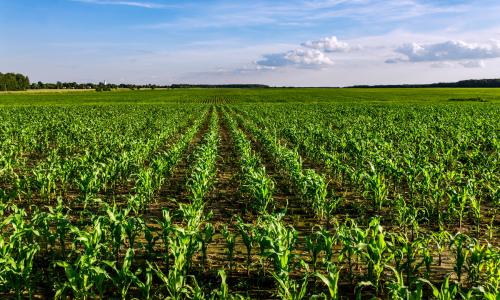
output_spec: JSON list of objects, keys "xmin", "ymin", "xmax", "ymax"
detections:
[
  {"xmin": 86, "ymin": 86, "xmax": 92, "ymax": 89},
  {"xmin": 62, "ymin": 87, "xmax": 67, "ymax": 89},
  {"xmin": 104, "ymin": 80, "xmax": 107, "ymax": 85}
]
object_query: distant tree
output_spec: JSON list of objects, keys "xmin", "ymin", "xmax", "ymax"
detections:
[{"xmin": 0, "ymin": 72, "xmax": 30, "ymax": 91}]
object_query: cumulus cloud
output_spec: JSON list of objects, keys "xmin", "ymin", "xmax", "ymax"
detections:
[
  {"xmin": 459, "ymin": 60, "xmax": 485, "ymax": 68},
  {"xmin": 301, "ymin": 36, "xmax": 361, "ymax": 53},
  {"xmin": 430, "ymin": 61, "xmax": 455, "ymax": 68},
  {"xmin": 254, "ymin": 49, "xmax": 334, "ymax": 68},
  {"xmin": 394, "ymin": 39, "xmax": 500, "ymax": 62}
]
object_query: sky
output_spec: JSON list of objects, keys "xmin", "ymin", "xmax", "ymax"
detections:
[{"xmin": 1, "ymin": 0, "xmax": 500, "ymax": 87}]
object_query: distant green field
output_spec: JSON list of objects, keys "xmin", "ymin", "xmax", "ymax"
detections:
[{"xmin": 1, "ymin": 88, "xmax": 500, "ymax": 106}]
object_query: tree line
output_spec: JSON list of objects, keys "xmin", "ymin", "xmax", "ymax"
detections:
[
  {"xmin": 170, "ymin": 84, "xmax": 270, "ymax": 89},
  {"xmin": 31, "ymin": 81, "xmax": 118, "ymax": 90},
  {"xmin": 346, "ymin": 78, "xmax": 500, "ymax": 88}
]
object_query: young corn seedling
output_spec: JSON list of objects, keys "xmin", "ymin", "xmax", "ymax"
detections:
[
  {"xmin": 54, "ymin": 252, "xmax": 109, "ymax": 300},
  {"xmin": 104, "ymin": 203, "xmax": 131, "ymax": 261},
  {"xmin": 235, "ymin": 216, "xmax": 257, "ymax": 277},
  {"xmin": 356, "ymin": 218, "xmax": 394, "ymax": 297},
  {"xmin": 196, "ymin": 222, "xmax": 215, "ymax": 270},
  {"xmin": 448, "ymin": 188, "xmax": 469, "ymax": 229},
  {"xmin": 316, "ymin": 226, "xmax": 337, "ymax": 265},
  {"xmin": 431, "ymin": 231, "xmax": 450, "ymax": 266},
  {"xmin": 385, "ymin": 265, "xmax": 424, "ymax": 300},
  {"xmin": 465, "ymin": 241, "xmax": 489, "ymax": 286},
  {"xmin": 420, "ymin": 275, "xmax": 459, "ymax": 300},
  {"xmin": 0, "ymin": 243, "xmax": 39, "ymax": 300},
  {"xmin": 469, "ymin": 195, "xmax": 482, "ymax": 238},
  {"xmin": 209, "ymin": 269, "xmax": 244, "ymax": 300},
  {"xmin": 149, "ymin": 260, "xmax": 191, "ymax": 300},
  {"xmin": 156, "ymin": 208, "xmax": 176, "ymax": 271},
  {"xmin": 104, "ymin": 248, "xmax": 135, "ymax": 300},
  {"xmin": 124, "ymin": 216, "xmax": 145, "ymax": 250},
  {"xmin": 271, "ymin": 261, "xmax": 311, "ymax": 300},
  {"xmin": 449, "ymin": 233, "xmax": 471, "ymax": 284},
  {"xmin": 338, "ymin": 219, "xmax": 364, "ymax": 286},
  {"xmin": 221, "ymin": 225, "xmax": 239, "ymax": 274},
  {"xmin": 141, "ymin": 226, "xmax": 160, "ymax": 260},
  {"xmin": 312, "ymin": 262, "xmax": 341, "ymax": 300},
  {"xmin": 131, "ymin": 267, "xmax": 154, "ymax": 300},
  {"xmin": 305, "ymin": 233, "xmax": 323, "ymax": 272},
  {"xmin": 393, "ymin": 234, "xmax": 424, "ymax": 287},
  {"xmin": 363, "ymin": 165, "xmax": 389, "ymax": 213}
]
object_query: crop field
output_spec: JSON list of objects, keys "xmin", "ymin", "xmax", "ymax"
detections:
[{"xmin": 0, "ymin": 88, "xmax": 500, "ymax": 300}]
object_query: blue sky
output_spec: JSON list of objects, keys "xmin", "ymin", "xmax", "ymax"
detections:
[{"xmin": 1, "ymin": 0, "xmax": 500, "ymax": 86}]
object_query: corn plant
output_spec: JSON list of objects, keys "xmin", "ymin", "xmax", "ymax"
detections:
[
  {"xmin": 315, "ymin": 226, "xmax": 337, "ymax": 265},
  {"xmin": 123, "ymin": 216, "xmax": 145, "ymax": 250},
  {"xmin": 431, "ymin": 231, "xmax": 450, "ymax": 266},
  {"xmin": 449, "ymin": 233, "xmax": 471, "ymax": 284},
  {"xmin": 392, "ymin": 234, "xmax": 424, "ymax": 287},
  {"xmin": 142, "ymin": 226, "xmax": 161, "ymax": 260},
  {"xmin": 131, "ymin": 267, "xmax": 154, "ymax": 300},
  {"xmin": 221, "ymin": 225, "xmax": 239, "ymax": 274},
  {"xmin": 156, "ymin": 208, "xmax": 176, "ymax": 271},
  {"xmin": 104, "ymin": 248, "xmax": 135, "ymax": 300},
  {"xmin": 196, "ymin": 223, "xmax": 215, "ymax": 270},
  {"xmin": 271, "ymin": 261, "xmax": 310, "ymax": 300},
  {"xmin": 209, "ymin": 269, "xmax": 244, "ymax": 300},
  {"xmin": 338, "ymin": 219, "xmax": 364, "ymax": 285},
  {"xmin": 104, "ymin": 204, "xmax": 131, "ymax": 261},
  {"xmin": 385, "ymin": 266, "xmax": 424, "ymax": 300},
  {"xmin": 469, "ymin": 195, "xmax": 482, "ymax": 237},
  {"xmin": 420, "ymin": 275, "xmax": 458, "ymax": 300},
  {"xmin": 465, "ymin": 241, "xmax": 489, "ymax": 286},
  {"xmin": 234, "ymin": 216, "xmax": 257, "ymax": 277},
  {"xmin": 312, "ymin": 262, "xmax": 341, "ymax": 300},
  {"xmin": 356, "ymin": 218, "xmax": 394, "ymax": 297},
  {"xmin": 149, "ymin": 261, "xmax": 191, "ymax": 300},
  {"xmin": 363, "ymin": 164, "xmax": 389, "ymax": 213},
  {"xmin": 305, "ymin": 233, "xmax": 323, "ymax": 272},
  {"xmin": 54, "ymin": 252, "xmax": 109, "ymax": 300},
  {"xmin": 483, "ymin": 247, "xmax": 500, "ymax": 293},
  {"xmin": 448, "ymin": 188, "xmax": 469, "ymax": 229},
  {"xmin": 0, "ymin": 243, "xmax": 39, "ymax": 300}
]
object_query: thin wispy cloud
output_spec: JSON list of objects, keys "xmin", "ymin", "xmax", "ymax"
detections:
[
  {"xmin": 430, "ymin": 61, "xmax": 455, "ymax": 68},
  {"xmin": 71, "ymin": 0, "xmax": 171, "ymax": 9},
  {"xmin": 140, "ymin": 0, "xmax": 469, "ymax": 30}
]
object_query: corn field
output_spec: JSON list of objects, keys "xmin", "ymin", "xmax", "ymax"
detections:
[{"xmin": 1, "ymin": 100, "xmax": 500, "ymax": 300}]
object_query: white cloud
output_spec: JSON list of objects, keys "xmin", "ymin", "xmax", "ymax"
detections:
[
  {"xmin": 394, "ymin": 39, "xmax": 500, "ymax": 62},
  {"xmin": 459, "ymin": 60, "xmax": 485, "ymax": 68},
  {"xmin": 71, "ymin": 0, "xmax": 168, "ymax": 8},
  {"xmin": 301, "ymin": 36, "xmax": 361, "ymax": 53},
  {"xmin": 254, "ymin": 49, "xmax": 334, "ymax": 68},
  {"xmin": 430, "ymin": 61, "xmax": 455, "ymax": 68},
  {"xmin": 385, "ymin": 59, "xmax": 398, "ymax": 64}
]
